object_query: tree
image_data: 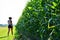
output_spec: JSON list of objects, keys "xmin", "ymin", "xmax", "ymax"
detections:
[{"xmin": 15, "ymin": 0, "xmax": 60, "ymax": 40}]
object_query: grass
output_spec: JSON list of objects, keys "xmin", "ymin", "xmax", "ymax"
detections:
[{"xmin": 0, "ymin": 26, "xmax": 15, "ymax": 40}]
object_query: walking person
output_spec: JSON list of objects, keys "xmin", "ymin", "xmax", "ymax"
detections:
[{"xmin": 8, "ymin": 17, "xmax": 13, "ymax": 36}]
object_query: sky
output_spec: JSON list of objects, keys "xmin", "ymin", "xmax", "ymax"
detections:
[{"xmin": 0, "ymin": 0, "xmax": 28, "ymax": 24}]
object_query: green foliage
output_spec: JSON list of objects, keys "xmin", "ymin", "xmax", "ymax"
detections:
[{"xmin": 15, "ymin": 0, "xmax": 60, "ymax": 40}]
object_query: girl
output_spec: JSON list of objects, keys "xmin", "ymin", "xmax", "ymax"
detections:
[{"xmin": 8, "ymin": 17, "xmax": 13, "ymax": 36}]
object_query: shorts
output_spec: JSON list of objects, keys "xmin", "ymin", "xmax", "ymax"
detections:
[{"xmin": 8, "ymin": 25, "xmax": 13, "ymax": 28}]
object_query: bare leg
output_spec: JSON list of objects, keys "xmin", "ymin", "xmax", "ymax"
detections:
[
  {"xmin": 11, "ymin": 28, "xmax": 13, "ymax": 35},
  {"xmin": 8, "ymin": 28, "xmax": 10, "ymax": 36}
]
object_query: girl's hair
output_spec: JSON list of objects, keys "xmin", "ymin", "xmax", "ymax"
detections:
[{"xmin": 9, "ymin": 17, "xmax": 12, "ymax": 19}]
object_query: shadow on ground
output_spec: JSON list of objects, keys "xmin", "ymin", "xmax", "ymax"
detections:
[{"xmin": 0, "ymin": 36, "xmax": 8, "ymax": 38}]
